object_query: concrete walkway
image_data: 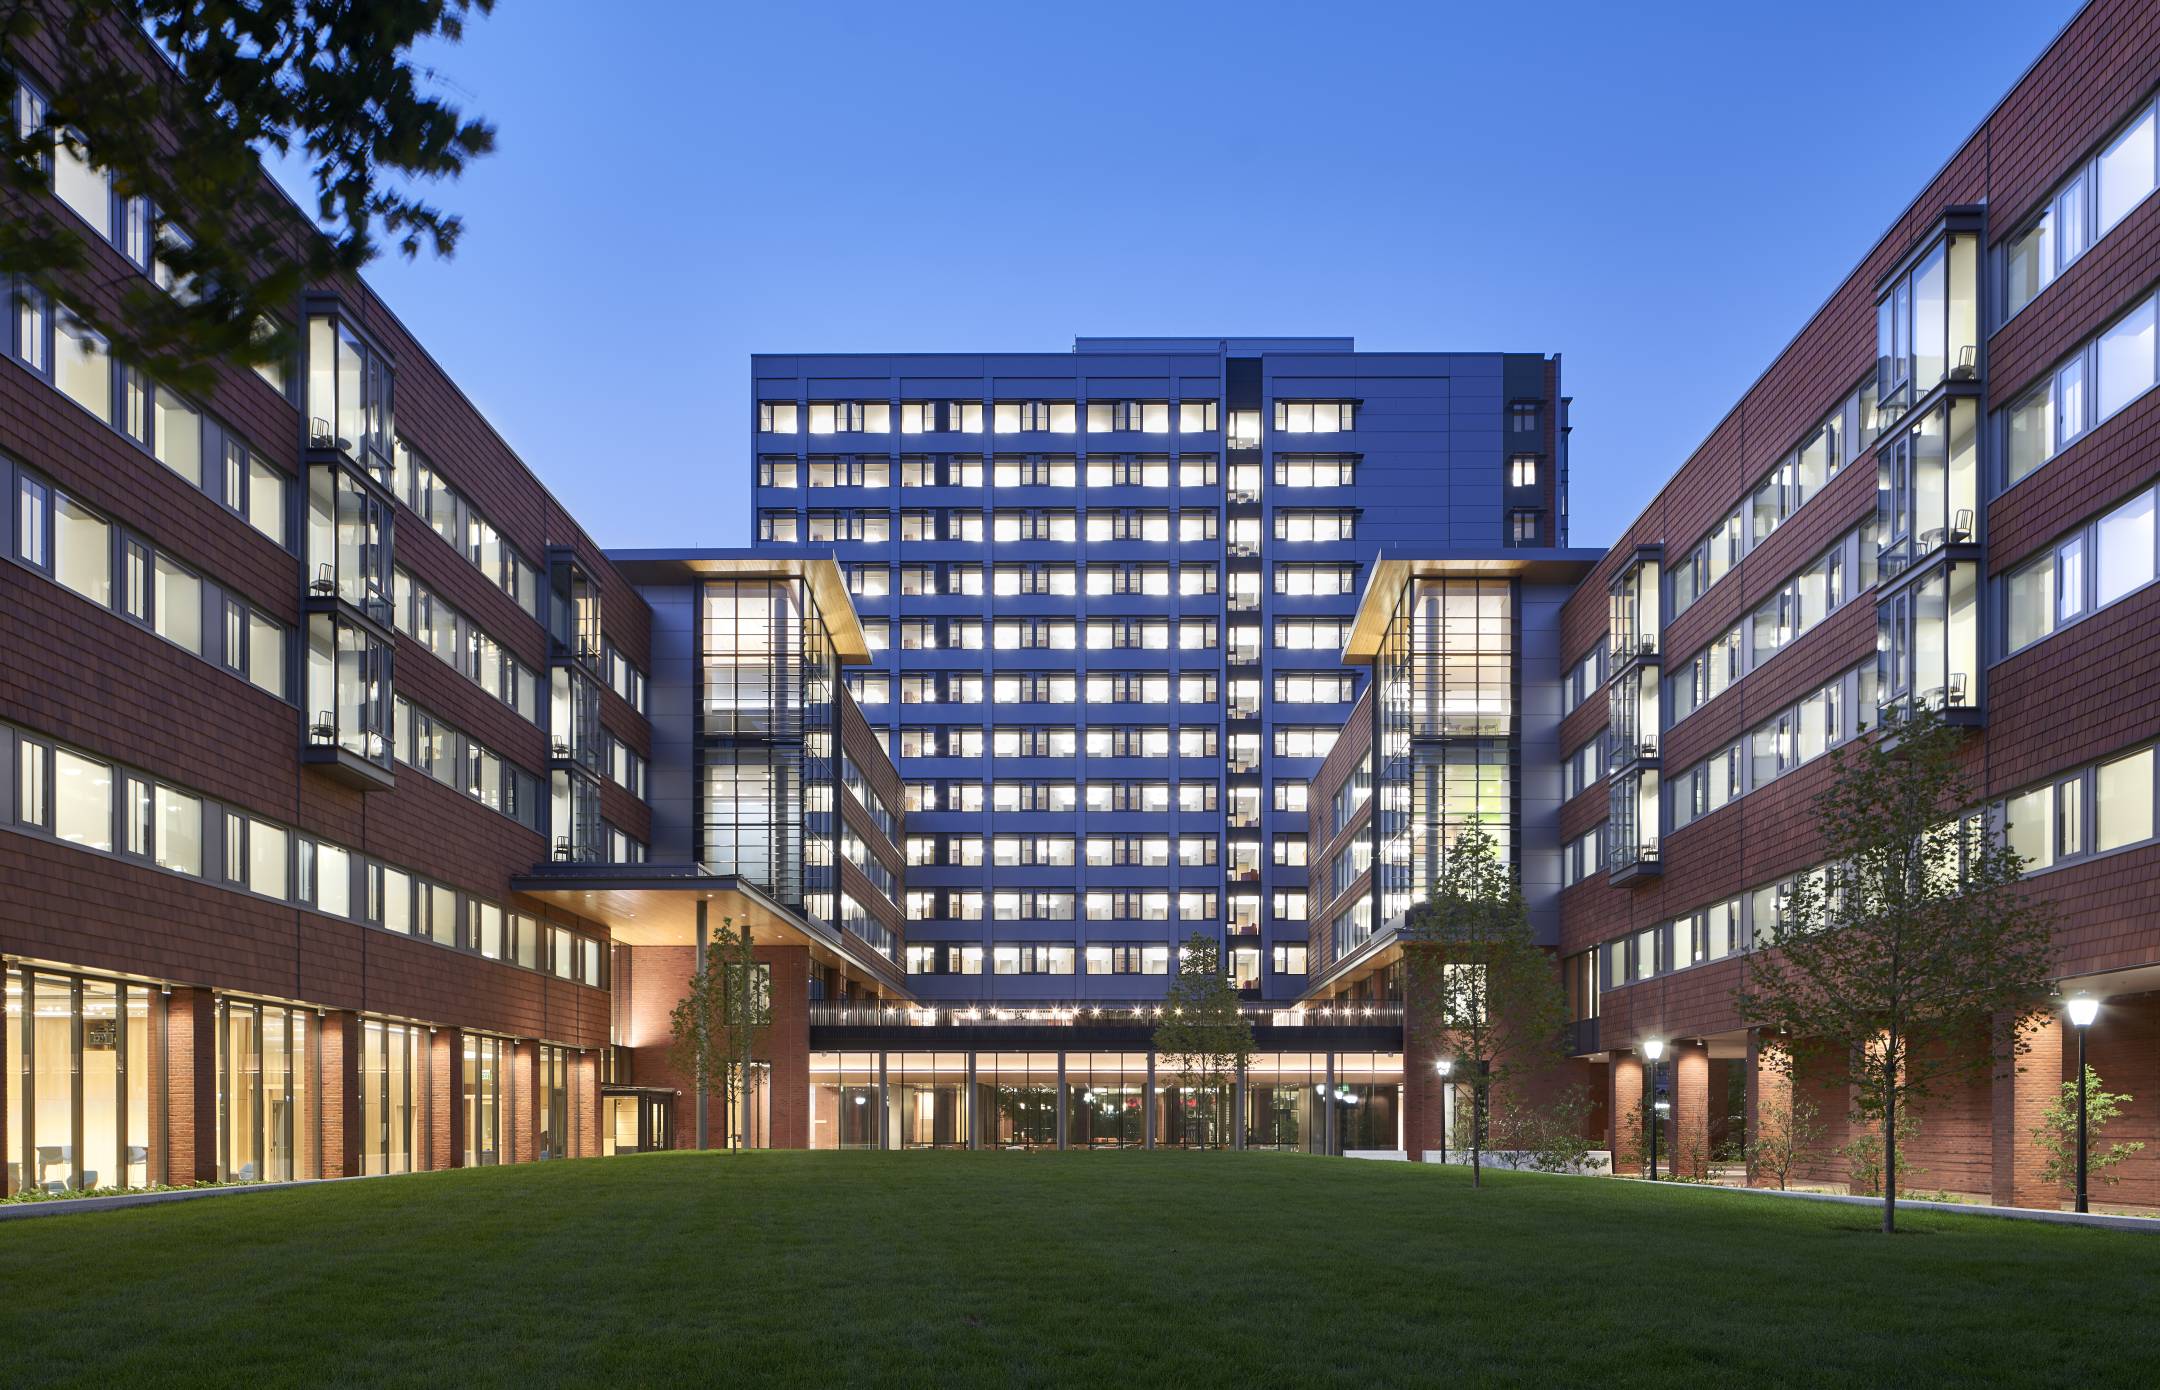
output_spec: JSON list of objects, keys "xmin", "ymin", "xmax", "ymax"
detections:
[
  {"xmin": 1608, "ymin": 1173, "xmax": 2160, "ymax": 1233},
  {"xmin": 0, "ymin": 1178, "xmax": 326, "ymax": 1222}
]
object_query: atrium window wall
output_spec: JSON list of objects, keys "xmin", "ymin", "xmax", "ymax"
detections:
[
  {"xmin": 1375, "ymin": 578, "xmax": 1515, "ymax": 929},
  {"xmin": 1065, "ymin": 1052, "xmax": 1147, "ymax": 1149},
  {"xmin": 463, "ymin": 1034, "xmax": 508, "ymax": 1165},
  {"xmin": 5, "ymin": 967, "xmax": 154, "ymax": 1194},
  {"xmin": 358, "ymin": 1018, "xmax": 425, "ymax": 1175},
  {"xmin": 698, "ymin": 579, "xmax": 838, "ymax": 913}
]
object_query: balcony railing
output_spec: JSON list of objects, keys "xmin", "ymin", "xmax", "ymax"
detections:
[{"xmin": 809, "ymin": 1001, "xmax": 1405, "ymax": 1029}]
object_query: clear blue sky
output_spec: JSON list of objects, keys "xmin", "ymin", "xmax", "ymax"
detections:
[{"xmin": 313, "ymin": 0, "xmax": 2086, "ymax": 550}]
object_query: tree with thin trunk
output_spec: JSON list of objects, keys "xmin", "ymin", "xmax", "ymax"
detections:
[
  {"xmin": 2035, "ymin": 1067, "xmax": 2144, "ymax": 1193},
  {"xmin": 1739, "ymin": 705, "xmax": 2054, "ymax": 1233},
  {"xmin": 669, "ymin": 918, "xmax": 770, "ymax": 1152},
  {"xmin": 1, "ymin": 0, "xmax": 497, "ymax": 391},
  {"xmin": 1402, "ymin": 825, "xmax": 1568, "ymax": 1187},
  {"xmin": 1152, "ymin": 934, "xmax": 1254, "ymax": 1150},
  {"xmin": 1746, "ymin": 1067, "xmax": 1824, "ymax": 1192}
]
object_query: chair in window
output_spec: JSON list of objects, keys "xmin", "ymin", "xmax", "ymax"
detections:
[
  {"xmin": 310, "ymin": 711, "xmax": 336, "ymax": 745},
  {"xmin": 1947, "ymin": 672, "xmax": 1969, "ymax": 708},
  {"xmin": 1950, "ymin": 508, "xmax": 1974, "ymax": 544},
  {"xmin": 1950, "ymin": 345, "xmax": 1979, "ymax": 382},
  {"xmin": 34, "ymin": 1144, "xmax": 70, "ymax": 1191},
  {"xmin": 310, "ymin": 562, "xmax": 337, "ymax": 597}
]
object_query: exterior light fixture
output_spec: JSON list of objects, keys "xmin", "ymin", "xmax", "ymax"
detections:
[
  {"xmin": 1642, "ymin": 1039, "xmax": 1666, "ymax": 1181},
  {"xmin": 2067, "ymin": 993, "xmax": 2099, "ymax": 1213},
  {"xmin": 1436, "ymin": 1058, "xmax": 1455, "ymax": 1164}
]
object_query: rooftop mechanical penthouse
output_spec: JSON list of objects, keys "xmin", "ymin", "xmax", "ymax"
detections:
[{"xmin": 5, "ymin": 0, "xmax": 2160, "ymax": 1193}]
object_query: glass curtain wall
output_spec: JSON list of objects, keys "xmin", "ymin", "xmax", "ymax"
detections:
[
  {"xmin": 698, "ymin": 579, "xmax": 838, "ymax": 914},
  {"xmin": 1247, "ymin": 1052, "xmax": 1327, "ymax": 1152},
  {"xmin": 359, "ymin": 1019, "xmax": 425, "ymax": 1175},
  {"xmin": 889, "ymin": 1052, "xmax": 970, "ymax": 1148},
  {"xmin": 463, "ymin": 1034, "xmax": 507, "ymax": 1165},
  {"xmin": 1065, "ymin": 1052, "xmax": 1147, "ymax": 1149},
  {"xmin": 1377, "ymin": 578, "xmax": 1515, "ymax": 927},
  {"xmin": 808, "ymin": 1052, "xmax": 880, "ymax": 1149},
  {"xmin": 5, "ymin": 968, "xmax": 155, "ymax": 1194},
  {"xmin": 980, "ymin": 1052, "xmax": 1060, "ymax": 1148},
  {"xmin": 218, "ymin": 997, "xmax": 315, "ymax": 1183},
  {"xmin": 1333, "ymin": 1052, "xmax": 1405, "ymax": 1152}
]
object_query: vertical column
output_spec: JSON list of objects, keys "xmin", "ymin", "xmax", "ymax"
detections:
[
  {"xmin": 966, "ymin": 1052, "xmax": 980, "ymax": 1150},
  {"xmin": 164, "ymin": 987, "xmax": 218, "ymax": 1185},
  {"xmin": 1055, "ymin": 1052, "xmax": 1068, "ymax": 1151},
  {"xmin": 1745, "ymin": 1030, "xmax": 1791, "ymax": 1188},
  {"xmin": 1324, "ymin": 1053, "xmax": 1338, "ymax": 1156},
  {"xmin": 317, "ymin": 1011, "xmax": 363, "ymax": 1179},
  {"xmin": 432, "ymin": 1028, "xmax": 462, "ymax": 1170},
  {"xmin": 510, "ymin": 1039, "xmax": 539, "ymax": 1165},
  {"xmin": 761, "ymin": 946, "xmax": 812, "ymax": 1149},
  {"xmin": 1608, "ymin": 1052, "xmax": 1643, "ymax": 1176},
  {"xmin": 1992, "ymin": 1010, "xmax": 2065, "ymax": 1209},
  {"xmin": 1403, "ymin": 987, "xmax": 1442, "ymax": 1161},
  {"xmin": 1232, "ymin": 1059, "xmax": 1247, "ymax": 1152},
  {"xmin": 1671, "ymin": 1040, "xmax": 1711, "ymax": 1179},
  {"xmin": 877, "ymin": 1051, "xmax": 890, "ymax": 1151},
  {"xmin": 694, "ymin": 901, "xmax": 709, "ymax": 1150},
  {"xmin": 1144, "ymin": 1051, "xmax": 1157, "ymax": 1149}
]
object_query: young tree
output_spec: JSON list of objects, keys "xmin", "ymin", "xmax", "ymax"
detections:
[
  {"xmin": 668, "ymin": 918, "xmax": 771, "ymax": 1152},
  {"xmin": 2034, "ymin": 1067, "xmax": 2146, "ymax": 1193},
  {"xmin": 1152, "ymin": 933, "xmax": 1255, "ymax": 1149},
  {"xmin": 1739, "ymin": 705, "xmax": 2055, "ymax": 1233},
  {"xmin": 1747, "ymin": 1088, "xmax": 1824, "ymax": 1192},
  {"xmin": 1, "ymin": 0, "xmax": 497, "ymax": 391},
  {"xmin": 1402, "ymin": 825, "xmax": 1568, "ymax": 1188}
]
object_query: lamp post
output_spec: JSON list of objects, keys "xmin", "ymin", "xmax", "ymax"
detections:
[
  {"xmin": 1642, "ymin": 1038, "xmax": 1665, "ymax": 1181},
  {"xmin": 2067, "ymin": 993, "xmax": 2099, "ymax": 1214},
  {"xmin": 1436, "ymin": 1058, "xmax": 1454, "ymax": 1165}
]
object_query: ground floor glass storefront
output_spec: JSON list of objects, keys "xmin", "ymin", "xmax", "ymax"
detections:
[
  {"xmin": 5, "ymin": 966, "xmax": 154, "ymax": 1193},
  {"xmin": 809, "ymin": 1049, "xmax": 1403, "ymax": 1152}
]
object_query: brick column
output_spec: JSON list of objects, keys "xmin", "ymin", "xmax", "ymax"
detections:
[
  {"xmin": 318, "ymin": 1011, "xmax": 362, "ymax": 1179},
  {"xmin": 434, "ymin": 1029, "xmax": 463, "ymax": 1169},
  {"xmin": 760, "ymin": 946, "xmax": 811, "ymax": 1149},
  {"xmin": 1992, "ymin": 1011, "xmax": 2065, "ymax": 1210},
  {"xmin": 1608, "ymin": 1052, "xmax": 1643, "ymax": 1175},
  {"xmin": 576, "ymin": 1050, "xmax": 599, "ymax": 1158},
  {"xmin": 1673, "ymin": 1040, "xmax": 1712, "ymax": 1179},
  {"xmin": 1403, "ymin": 998, "xmax": 1442, "ymax": 1161},
  {"xmin": 510, "ymin": 1040, "xmax": 538, "ymax": 1164},
  {"xmin": 1745, "ymin": 1030, "xmax": 1792, "ymax": 1188},
  {"xmin": 165, "ymin": 988, "xmax": 218, "ymax": 1184}
]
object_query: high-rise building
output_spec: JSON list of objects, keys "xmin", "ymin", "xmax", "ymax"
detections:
[
  {"xmin": 4, "ymin": 0, "xmax": 2160, "ymax": 1198},
  {"xmin": 745, "ymin": 343, "xmax": 1570, "ymax": 1007}
]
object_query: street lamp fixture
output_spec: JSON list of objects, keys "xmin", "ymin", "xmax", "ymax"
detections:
[
  {"xmin": 1436, "ymin": 1058, "xmax": 1455, "ymax": 1165},
  {"xmin": 2067, "ymin": 994, "xmax": 2099, "ymax": 1214},
  {"xmin": 1642, "ymin": 1039, "xmax": 1666, "ymax": 1181}
]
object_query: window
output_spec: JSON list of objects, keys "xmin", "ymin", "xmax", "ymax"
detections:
[
  {"xmin": 899, "ymin": 401, "xmax": 983, "ymax": 434},
  {"xmin": 806, "ymin": 401, "xmax": 890, "ymax": 434},
  {"xmin": 1509, "ymin": 510, "xmax": 1540, "ymax": 544},
  {"xmin": 757, "ymin": 402, "xmax": 798, "ymax": 432},
  {"xmin": 1274, "ymin": 457, "xmax": 1355, "ymax": 488},
  {"xmin": 994, "ymin": 401, "xmax": 1076, "ymax": 433},
  {"xmin": 52, "ymin": 492, "xmax": 110, "ymax": 604},
  {"xmin": 2006, "ymin": 93, "xmax": 2160, "ymax": 317},
  {"xmin": 1275, "ymin": 563, "xmax": 1357, "ymax": 596},
  {"xmin": 54, "ymin": 309, "xmax": 111, "ymax": 420},
  {"xmin": 2005, "ymin": 482, "xmax": 2160, "ymax": 652},
  {"xmin": 2004, "ymin": 287, "xmax": 2160, "ymax": 487},
  {"xmin": 1273, "ymin": 401, "xmax": 1356, "ymax": 433},
  {"xmin": 1510, "ymin": 403, "xmax": 1539, "ymax": 433},
  {"xmin": 1086, "ymin": 401, "xmax": 1171, "ymax": 433},
  {"xmin": 53, "ymin": 748, "xmax": 112, "ymax": 851},
  {"xmin": 2096, "ymin": 748, "xmax": 2154, "ymax": 852},
  {"xmin": 1179, "ymin": 401, "xmax": 1218, "ymax": 433},
  {"xmin": 1509, "ymin": 456, "xmax": 1538, "ymax": 488},
  {"xmin": 1274, "ymin": 510, "xmax": 1355, "ymax": 542}
]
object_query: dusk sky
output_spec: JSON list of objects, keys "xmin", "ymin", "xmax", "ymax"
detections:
[{"xmin": 305, "ymin": 0, "xmax": 2083, "ymax": 550}]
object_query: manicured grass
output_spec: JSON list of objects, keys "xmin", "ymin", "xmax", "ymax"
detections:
[{"xmin": 1, "ymin": 1152, "xmax": 2155, "ymax": 1387}]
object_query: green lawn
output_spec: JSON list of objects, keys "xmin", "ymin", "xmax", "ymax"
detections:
[{"xmin": 1, "ymin": 1152, "xmax": 2154, "ymax": 1387}]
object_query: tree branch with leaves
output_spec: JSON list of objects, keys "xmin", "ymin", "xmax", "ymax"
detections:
[
  {"xmin": 1402, "ymin": 824, "xmax": 1568, "ymax": 1187},
  {"xmin": 1, "ymin": 0, "xmax": 497, "ymax": 392},
  {"xmin": 1152, "ymin": 933, "xmax": 1255, "ymax": 1150},
  {"xmin": 668, "ymin": 917, "xmax": 771, "ymax": 1152},
  {"xmin": 1739, "ymin": 705, "xmax": 2055, "ymax": 1232}
]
